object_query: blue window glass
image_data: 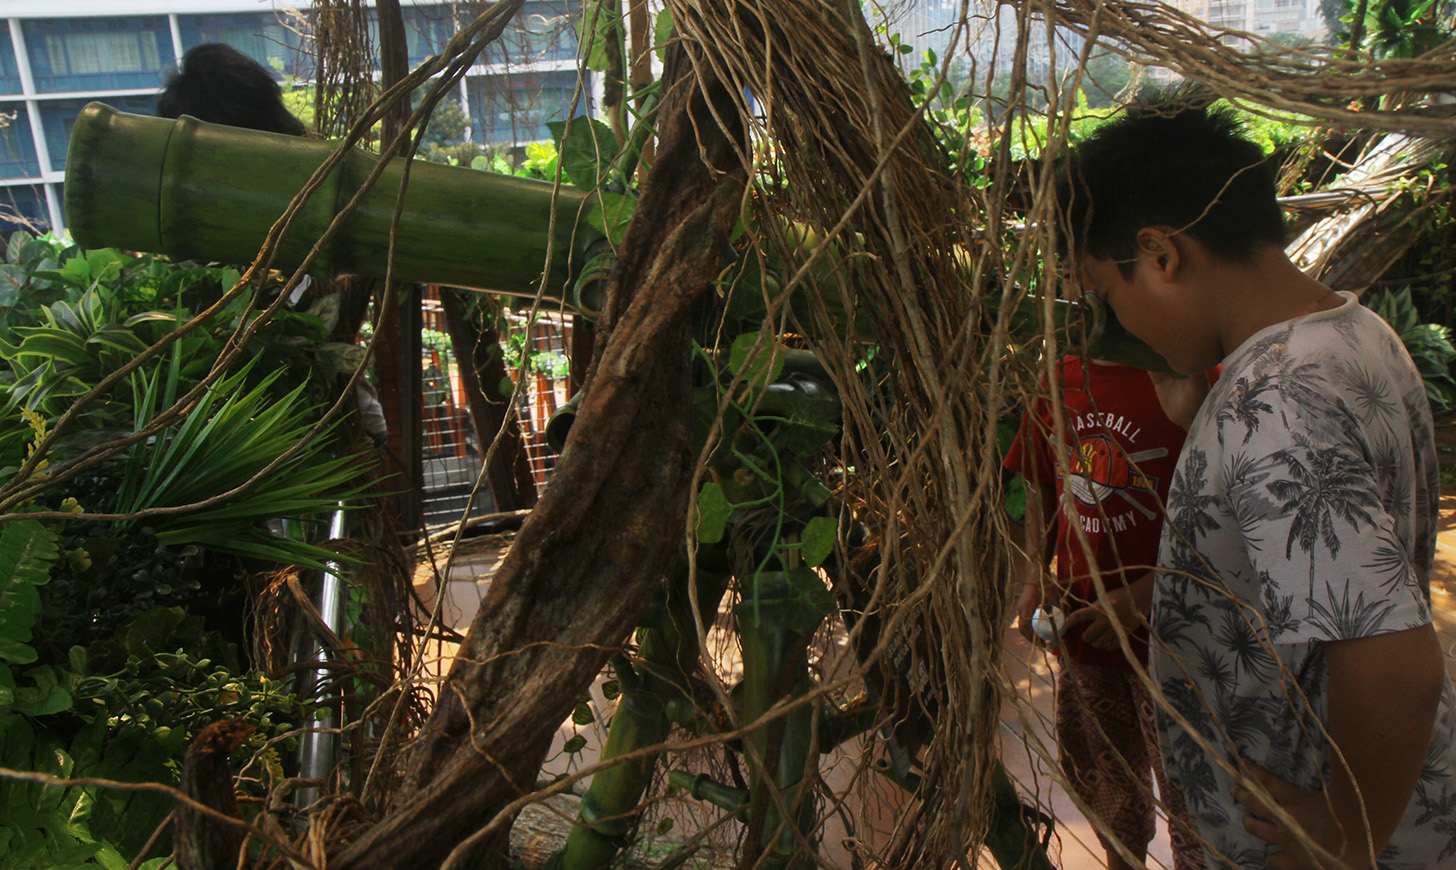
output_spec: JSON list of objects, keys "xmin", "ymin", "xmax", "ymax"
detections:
[
  {"xmin": 481, "ymin": 1, "xmax": 579, "ymax": 65},
  {"xmin": 468, "ymin": 70, "xmax": 587, "ymax": 145},
  {"xmin": 0, "ymin": 183, "xmax": 48, "ymax": 231},
  {"xmin": 177, "ymin": 12, "xmax": 313, "ymax": 80},
  {"xmin": 40, "ymin": 96, "xmax": 154, "ymax": 170},
  {"xmin": 0, "ymin": 104, "xmax": 39, "ymax": 178},
  {"xmin": 0, "ymin": 36, "xmax": 21, "ymax": 96},
  {"xmin": 22, "ymin": 17, "xmax": 174, "ymax": 93},
  {"xmin": 403, "ymin": 4, "xmax": 456, "ymax": 68}
]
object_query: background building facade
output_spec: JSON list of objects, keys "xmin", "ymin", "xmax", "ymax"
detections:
[{"xmin": 0, "ymin": 0, "xmax": 586, "ymax": 231}]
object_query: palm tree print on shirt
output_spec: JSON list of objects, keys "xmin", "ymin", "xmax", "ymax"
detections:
[
  {"xmin": 1305, "ymin": 581, "xmax": 1399, "ymax": 640},
  {"xmin": 1338, "ymin": 359, "xmax": 1400, "ymax": 428},
  {"xmin": 1364, "ymin": 526, "xmax": 1418, "ymax": 595},
  {"xmin": 1216, "ymin": 374, "xmax": 1275, "ymax": 444},
  {"xmin": 1264, "ymin": 432, "xmax": 1379, "ymax": 601},
  {"xmin": 1259, "ymin": 572, "xmax": 1301, "ymax": 637},
  {"xmin": 1153, "ymin": 301, "xmax": 1454, "ymax": 866},
  {"xmin": 1214, "ymin": 609, "xmax": 1275, "ymax": 682},
  {"xmin": 1221, "ymin": 451, "xmax": 1274, "ymax": 550},
  {"xmin": 1170, "ymin": 447, "xmax": 1223, "ymax": 544}
]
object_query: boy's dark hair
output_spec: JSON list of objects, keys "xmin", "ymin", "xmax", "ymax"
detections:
[
  {"xmin": 157, "ymin": 43, "xmax": 307, "ymax": 137},
  {"xmin": 1056, "ymin": 84, "xmax": 1286, "ymax": 277}
]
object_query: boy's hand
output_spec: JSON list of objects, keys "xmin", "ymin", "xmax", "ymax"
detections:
[
  {"xmin": 1059, "ymin": 584, "xmax": 1147, "ymax": 650},
  {"xmin": 1015, "ymin": 579, "xmax": 1045, "ymax": 645},
  {"xmin": 1232, "ymin": 761, "xmax": 1354, "ymax": 870},
  {"xmin": 1015, "ymin": 569, "xmax": 1068, "ymax": 646}
]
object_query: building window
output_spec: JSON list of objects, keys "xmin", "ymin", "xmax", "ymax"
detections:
[
  {"xmin": 0, "ymin": 104, "xmax": 39, "ymax": 177},
  {"xmin": 468, "ymin": 70, "xmax": 587, "ymax": 145},
  {"xmin": 23, "ymin": 17, "xmax": 173, "ymax": 93},
  {"xmin": 39, "ymin": 96, "xmax": 155, "ymax": 170},
  {"xmin": 0, "ymin": 38, "xmax": 21, "ymax": 97},
  {"xmin": 0, "ymin": 183, "xmax": 47, "ymax": 231},
  {"xmin": 178, "ymin": 12, "xmax": 313, "ymax": 80},
  {"xmin": 401, "ymin": 2, "xmax": 579, "ymax": 68},
  {"xmin": 491, "ymin": 1, "xmax": 579, "ymax": 64},
  {"xmin": 402, "ymin": 3, "xmax": 457, "ymax": 68}
]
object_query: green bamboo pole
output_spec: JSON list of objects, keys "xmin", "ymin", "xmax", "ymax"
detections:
[
  {"xmin": 666, "ymin": 770, "xmax": 750, "ymax": 816},
  {"xmin": 64, "ymin": 104, "xmax": 1173, "ymax": 372},
  {"xmin": 64, "ymin": 103, "xmax": 602, "ymax": 302},
  {"xmin": 554, "ymin": 567, "xmax": 732, "ymax": 870},
  {"xmin": 735, "ymin": 569, "xmax": 822, "ymax": 870},
  {"xmin": 554, "ymin": 665, "xmax": 671, "ymax": 870}
]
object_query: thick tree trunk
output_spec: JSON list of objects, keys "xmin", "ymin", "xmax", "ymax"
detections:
[
  {"xmin": 438, "ymin": 288, "xmax": 538, "ymax": 511},
  {"xmin": 174, "ymin": 719, "xmax": 253, "ymax": 870},
  {"xmin": 330, "ymin": 41, "xmax": 745, "ymax": 870},
  {"xmin": 373, "ymin": 287, "xmax": 424, "ymax": 531},
  {"xmin": 371, "ymin": 0, "xmax": 425, "ymax": 532}
]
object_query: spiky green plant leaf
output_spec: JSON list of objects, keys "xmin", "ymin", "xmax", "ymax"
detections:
[{"xmin": 113, "ymin": 363, "xmax": 369, "ymax": 568}]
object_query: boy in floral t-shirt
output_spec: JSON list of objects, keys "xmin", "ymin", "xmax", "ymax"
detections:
[{"xmin": 1057, "ymin": 86, "xmax": 1454, "ymax": 870}]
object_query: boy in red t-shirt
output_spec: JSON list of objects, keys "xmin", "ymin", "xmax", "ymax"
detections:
[{"xmin": 1005, "ymin": 356, "xmax": 1203, "ymax": 870}]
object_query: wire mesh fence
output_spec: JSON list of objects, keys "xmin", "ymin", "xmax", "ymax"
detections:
[{"xmin": 419, "ymin": 290, "xmax": 572, "ymax": 527}]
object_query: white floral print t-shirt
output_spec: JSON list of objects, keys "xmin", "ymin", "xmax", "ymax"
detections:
[{"xmin": 1151, "ymin": 291, "xmax": 1456, "ymax": 869}]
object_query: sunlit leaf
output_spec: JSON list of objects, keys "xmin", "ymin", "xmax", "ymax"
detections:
[
  {"xmin": 800, "ymin": 516, "xmax": 837, "ymax": 567},
  {"xmin": 695, "ymin": 481, "xmax": 731, "ymax": 544}
]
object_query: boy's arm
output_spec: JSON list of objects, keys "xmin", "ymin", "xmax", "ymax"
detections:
[
  {"xmin": 1059, "ymin": 570, "xmax": 1154, "ymax": 651},
  {"xmin": 1014, "ymin": 480, "xmax": 1062, "ymax": 644},
  {"xmin": 1235, "ymin": 624, "xmax": 1446, "ymax": 869}
]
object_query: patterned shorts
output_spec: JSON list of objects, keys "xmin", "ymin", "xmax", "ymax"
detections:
[{"xmin": 1055, "ymin": 657, "xmax": 1204, "ymax": 870}]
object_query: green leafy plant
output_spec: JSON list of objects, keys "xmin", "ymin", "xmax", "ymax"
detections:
[
  {"xmin": 0, "ymin": 233, "xmax": 368, "ymax": 867},
  {"xmin": 114, "ymin": 361, "xmax": 368, "ymax": 565},
  {"xmin": 517, "ymin": 140, "xmax": 561, "ymax": 181},
  {"xmin": 0, "ymin": 519, "xmax": 65, "ymax": 709},
  {"xmin": 1367, "ymin": 286, "xmax": 1456, "ymax": 409},
  {"xmin": 0, "ymin": 520, "xmax": 170, "ymax": 869},
  {"xmin": 547, "ymin": 115, "xmax": 637, "ymax": 242},
  {"xmin": 0, "ymin": 285, "xmax": 173, "ymax": 434},
  {"xmin": 1, "ymin": 518, "xmax": 305, "ymax": 867},
  {"xmin": 1363, "ymin": 0, "xmax": 1451, "ymax": 58}
]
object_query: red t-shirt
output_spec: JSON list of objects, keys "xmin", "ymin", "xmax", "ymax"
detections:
[{"xmin": 1004, "ymin": 359, "xmax": 1195, "ymax": 670}]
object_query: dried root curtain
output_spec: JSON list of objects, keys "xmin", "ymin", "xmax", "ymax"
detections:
[
  {"xmin": 593, "ymin": 2, "xmax": 1456, "ymax": 868},
  {"xmin": 131, "ymin": 0, "xmax": 1456, "ymax": 866}
]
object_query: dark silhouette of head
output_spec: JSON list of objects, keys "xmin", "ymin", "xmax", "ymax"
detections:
[
  {"xmin": 158, "ymin": 43, "xmax": 307, "ymax": 137},
  {"xmin": 1056, "ymin": 84, "xmax": 1287, "ymax": 278}
]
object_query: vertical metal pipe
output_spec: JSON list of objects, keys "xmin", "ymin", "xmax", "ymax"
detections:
[{"xmin": 296, "ymin": 505, "xmax": 349, "ymax": 807}]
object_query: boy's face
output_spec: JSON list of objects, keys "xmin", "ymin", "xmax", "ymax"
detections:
[{"xmin": 1077, "ymin": 250, "xmax": 1219, "ymax": 376}]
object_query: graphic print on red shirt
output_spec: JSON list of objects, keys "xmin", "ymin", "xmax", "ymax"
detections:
[{"xmin": 1004, "ymin": 359, "xmax": 1196, "ymax": 670}]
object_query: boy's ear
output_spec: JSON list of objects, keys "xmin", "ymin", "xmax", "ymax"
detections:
[{"xmin": 1135, "ymin": 227, "xmax": 1182, "ymax": 278}]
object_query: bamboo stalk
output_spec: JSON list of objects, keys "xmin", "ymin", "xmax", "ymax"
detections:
[{"xmin": 64, "ymin": 103, "xmax": 601, "ymax": 302}]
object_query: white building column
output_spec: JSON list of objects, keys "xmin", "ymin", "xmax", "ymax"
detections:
[{"xmin": 8, "ymin": 17, "xmax": 61, "ymax": 230}]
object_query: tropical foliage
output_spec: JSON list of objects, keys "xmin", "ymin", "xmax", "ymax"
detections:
[
  {"xmin": 0, "ymin": 233, "xmax": 369, "ymax": 867},
  {"xmin": 1367, "ymin": 286, "xmax": 1456, "ymax": 409}
]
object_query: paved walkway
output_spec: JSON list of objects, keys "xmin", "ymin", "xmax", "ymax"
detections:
[{"xmin": 414, "ymin": 488, "xmax": 1456, "ymax": 869}]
